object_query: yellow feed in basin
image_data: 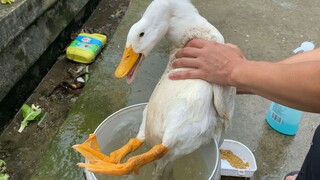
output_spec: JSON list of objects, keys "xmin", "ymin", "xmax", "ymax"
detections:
[{"xmin": 66, "ymin": 33, "xmax": 107, "ymax": 64}]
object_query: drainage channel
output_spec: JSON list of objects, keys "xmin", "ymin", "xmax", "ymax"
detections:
[
  {"xmin": 0, "ymin": 0, "xmax": 101, "ymax": 131},
  {"xmin": 0, "ymin": 0, "xmax": 129, "ymax": 179}
]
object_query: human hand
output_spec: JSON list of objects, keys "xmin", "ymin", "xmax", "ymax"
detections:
[{"xmin": 169, "ymin": 39, "xmax": 246, "ymax": 86}]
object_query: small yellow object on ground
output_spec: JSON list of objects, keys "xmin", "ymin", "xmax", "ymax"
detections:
[
  {"xmin": 220, "ymin": 149, "xmax": 249, "ymax": 169},
  {"xmin": 1, "ymin": 0, "xmax": 15, "ymax": 4},
  {"xmin": 66, "ymin": 33, "xmax": 107, "ymax": 64}
]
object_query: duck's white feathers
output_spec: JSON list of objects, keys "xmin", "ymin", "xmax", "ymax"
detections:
[
  {"xmin": 127, "ymin": 0, "xmax": 170, "ymax": 56},
  {"xmin": 133, "ymin": 0, "xmax": 235, "ymax": 153},
  {"xmin": 167, "ymin": 1, "xmax": 224, "ymax": 47},
  {"xmin": 145, "ymin": 74, "xmax": 216, "ymax": 148},
  {"xmin": 130, "ymin": 0, "xmax": 235, "ymax": 178}
]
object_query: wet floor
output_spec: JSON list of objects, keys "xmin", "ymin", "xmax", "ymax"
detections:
[
  {"xmin": 0, "ymin": 0, "xmax": 130, "ymax": 179},
  {"xmin": 2, "ymin": 0, "xmax": 320, "ymax": 179}
]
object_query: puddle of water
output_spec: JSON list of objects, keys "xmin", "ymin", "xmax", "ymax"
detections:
[{"xmin": 30, "ymin": 45, "xmax": 166, "ymax": 180}]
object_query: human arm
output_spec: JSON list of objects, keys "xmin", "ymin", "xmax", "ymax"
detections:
[
  {"xmin": 231, "ymin": 60, "xmax": 320, "ymax": 112},
  {"xmin": 169, "ymin": 39, "xmax": 320, "ymax": 113},
  {"xmin": 278, "ymin": 48, "xmax": 320, "ymax": 64}
]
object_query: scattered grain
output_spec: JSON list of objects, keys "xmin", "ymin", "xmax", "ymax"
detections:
[{"xmin": 220, "ymin": 149, "xmax": 249, "ymax": 169}]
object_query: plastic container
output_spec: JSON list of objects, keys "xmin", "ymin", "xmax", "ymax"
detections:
[
  {"xmin": 66, "ymin": 33, "xmax": 107, "ymax": 64},
  {"xmin": 266, "ymin": 41, "xmax": 315, "ymax": 135},
  {"xmin": 266, "ymin": 103, "xmax": 303, "ymax": 135},
  {"xmin": 220, "ymin": 139, "xmax": 257, "ymax": 178}
]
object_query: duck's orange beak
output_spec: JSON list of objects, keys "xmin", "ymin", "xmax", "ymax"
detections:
[
  {"xmin": 115, "ymin": 45, "xmax": 144, "ymax": 84},
  {"xmin": 115, "ymin": 46, "xmax": 141, "ymax": 78}
]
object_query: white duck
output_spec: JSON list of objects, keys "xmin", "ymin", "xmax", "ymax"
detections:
[{"xmin": 73, "ymin": 0, "xmax": 235, "ymax": 178}]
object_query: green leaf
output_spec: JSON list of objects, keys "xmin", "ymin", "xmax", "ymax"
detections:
[
  {"xmin": 0, "ymin": 160, "xmax": 8, "ymax": 180},
  {"xmin": 1, "ymin": 0, "xmax": 15, "ymax": 4},
  {"xmin": 37, "ymin": 112, "xmax": 48, "ymax": 126},
  {"xmin": 0, "ymin": 174, "xmax": 9, "ymax": 180},
  {"xmin": 18, "ymin": 104, "xmax": 42, "ymax": 133},
  {"xmin": 0, "ymin": 160, "xmax": 6, "ymax": 174}
]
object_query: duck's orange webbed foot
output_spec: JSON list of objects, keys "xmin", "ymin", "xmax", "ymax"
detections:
[
  {"xmin": 73, "ymin": 134, "xmax": 144, "ymax": 165},
  {"xmin": 72, "ymin": 134, "xmax": 113, "ymax": 163},
  {"xmin": 78, "ymin": 144, "xmax": 169, "ymax": 176},
  {"xmin": 109, "ymin": 138, "xmax": 143, "ymax": 163}
]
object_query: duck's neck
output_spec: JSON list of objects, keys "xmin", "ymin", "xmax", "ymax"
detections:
[{"xmin": 166, "ymin": 1, "xmax": 212, "ymax": 48}]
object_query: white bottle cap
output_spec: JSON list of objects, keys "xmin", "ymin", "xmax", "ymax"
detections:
[{"xmin": 293, "ymin": 41, "xmax": 315, "ymax": 54}]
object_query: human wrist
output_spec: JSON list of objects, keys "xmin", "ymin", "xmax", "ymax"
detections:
[{"xmin": 229, "ymin": 60, "xmax": 253, "ymax": 90}]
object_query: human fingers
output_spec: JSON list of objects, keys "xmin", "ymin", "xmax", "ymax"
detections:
[
  {"xmin": 168, "ymin": 69, "xmax": 202, "ymax": 80},
  {"xmin": 185, "ymin": 39, "xmax": 208, "ymax": 48},
  {"xmin": 171, "ymin": 58, "xmax": 201, "ymax": 69},
  {"xmin": 175, "ymin": 47, "xmax": 202, "ymax": 58}
]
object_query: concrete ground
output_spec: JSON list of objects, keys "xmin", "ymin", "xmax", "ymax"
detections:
[
  {"xmin": 0, "ymin": 0, "xmax": 129, "ymax": 179},
  {"xmin": 0, "ymin": 0, "xmax": 98, "ymax": 104},
  {"xmin": 3, "ymin": 0, "xmax": 320, "ymax": 179}
]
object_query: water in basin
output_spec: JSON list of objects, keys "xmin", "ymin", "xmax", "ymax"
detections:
[{"xmin": 87, "ymin": 103, "xmax": 220, "ymax": 180}]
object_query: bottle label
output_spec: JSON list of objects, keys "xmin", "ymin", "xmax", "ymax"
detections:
[
  {"xmin": 70, "ymin": 36, "xmax": 103, "ymax": 55},
  {"xmin": 269, "ymin": 103, "xmax": 303, "ymax": 125},
  {"xmin": 271, "ymin": 104, "xmax": 284, "ymax": 124}
]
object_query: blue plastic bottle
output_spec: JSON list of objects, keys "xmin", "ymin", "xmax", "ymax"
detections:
[{"xmin": 266, "ymin": 41, "xmax": 315, "ymax": 135}]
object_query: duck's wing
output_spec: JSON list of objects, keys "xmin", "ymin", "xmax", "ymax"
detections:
[{"xmin": 212, "ymin": 84, "xmax": 236, "ymax": 128}]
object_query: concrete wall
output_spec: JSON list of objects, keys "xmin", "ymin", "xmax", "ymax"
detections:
[
  {"xmin": 0, "ymin": 0, "xmax": 55, "ymax": 52},
  {"xmin": 0, "ymin": 0, "xmax": 92, "ymax": 102}
]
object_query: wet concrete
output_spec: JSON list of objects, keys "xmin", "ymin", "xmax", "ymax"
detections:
[
  {"xmin": 0, "ymin": 0, "xmax": 105, "ymax": 136},
  {"xmin": 16, "ymin": 0, "xmax": 320, "ymax": 179},
  {"xmin": 0, "ymin": 0, "xmax": 129, "ymax": 179},
  {"xmin": 0, "ymin": 0, "xmax": 98, "ymax": 103}
]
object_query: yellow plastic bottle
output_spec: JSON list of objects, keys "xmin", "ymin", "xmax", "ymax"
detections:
[{"xmin": 66, "ymin": 33, "xmax": 107, "ymax": 64}]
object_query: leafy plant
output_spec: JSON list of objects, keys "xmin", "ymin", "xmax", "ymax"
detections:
[
  {"xmin": 18, "ymin": 104, "xmax": 42, "ymax": 133},
  {"xmin": 0, "ymin": 160, "xmax": 9, "ymax": 180},
  {"xmin": 1, "ymin": 0, "xmax": 15, "ymax": 4}
]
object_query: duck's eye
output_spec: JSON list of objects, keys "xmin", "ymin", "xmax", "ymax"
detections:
[{"xmin": 139, "ymin": 32, "xmax": 145, "ymax": 37}]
